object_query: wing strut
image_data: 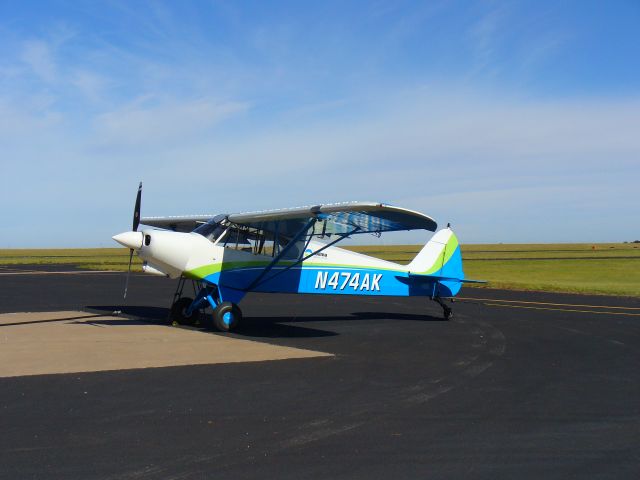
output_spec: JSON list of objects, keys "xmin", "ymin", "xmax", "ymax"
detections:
[
  {"xmin": 297, "ymin": 226, "xmax": 360, "ymax": 263},
  {"xmin": 244, "ymin": 218, "xmax": 317, "ymax": 291},
  {"xmin": 245, "ymin": 224, "xmax": 361, "ymax": 292}
]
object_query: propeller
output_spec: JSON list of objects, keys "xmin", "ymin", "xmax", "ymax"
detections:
[
  {"xmin": 133, "ymin": 181, "xmax": 142, "ymax": 232},
  {"xmin": 124, "ymin": 182, "xmax": 142, "ymax": 299}
]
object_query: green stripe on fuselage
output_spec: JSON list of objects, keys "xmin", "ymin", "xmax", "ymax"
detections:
[{"xmin": 185, "ymin": 258, "xmax": 406, "ymax": 281}]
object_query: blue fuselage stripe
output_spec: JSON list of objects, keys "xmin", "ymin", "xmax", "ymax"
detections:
[{"xmin": 205, "ymin": 264, "xmax": 461, "ymax": 298}]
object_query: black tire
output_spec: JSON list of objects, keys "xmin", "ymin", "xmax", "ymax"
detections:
[
  {"xmin": 170, "ymin": 297, "xmax": 197, "ymax": 326},
  {"xmin": 212, "ymin": 302, "xmax": 242, "ymax": 332}
]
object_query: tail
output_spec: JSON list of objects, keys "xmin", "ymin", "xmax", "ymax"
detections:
[
  {"xmin": 407, "ymin": 227, "xmax": 464, "ymax": 297},
  {"xmin": 408, "ymin": 228, "xmax": 463, "ymax": 279}
]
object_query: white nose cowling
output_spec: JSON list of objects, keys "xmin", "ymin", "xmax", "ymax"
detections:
[{"xmin": 112, "ymin": 231, "xmax": 143, "ymax": 250}]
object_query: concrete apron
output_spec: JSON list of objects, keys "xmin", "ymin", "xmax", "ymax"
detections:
[{"xmin": 0, "ymin": 311, "xmax": 331, "ymax": 378}]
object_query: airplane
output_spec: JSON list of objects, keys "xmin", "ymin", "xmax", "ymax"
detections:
[{"xmin": 113, "ymin": 183, "xmax": 481, "ymax": 332}]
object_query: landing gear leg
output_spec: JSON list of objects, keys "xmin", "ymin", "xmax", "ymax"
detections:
[
  {"xmin": 169, "ymin": 276, "xmax": 207, "ymax": 325},
  {"xmin": 433, "ymin": 296, "xmax": 453, "ymax": 320},
  {"xmin": 168, "ymin": 278, "xmax": 243, "ymax": 332},
  {"xmin": 170, "ymin": 297, "xmax": 197, "ymax": 325}
]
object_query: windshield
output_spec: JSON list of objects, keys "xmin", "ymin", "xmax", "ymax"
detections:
[{"xmin": 193, "ymin": 214, "xmax": 227, "ymax": 242}]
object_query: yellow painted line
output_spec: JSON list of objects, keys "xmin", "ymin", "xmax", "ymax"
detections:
[
  {"xmin": 483, "ymin": 303, "xmax": 640, "ymax": 317},
  {"xmin": 458, "ymin": 297, "xmax": 640, "ymax": 311}
]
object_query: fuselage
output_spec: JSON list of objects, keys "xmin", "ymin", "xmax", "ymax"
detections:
[
  {"xmin": 133, "ymin": 228, "xmax": 462, "ymax": 302},
  {"xmin": 112, "ymin": 193, "xmax": 466, "ymax": 326}
]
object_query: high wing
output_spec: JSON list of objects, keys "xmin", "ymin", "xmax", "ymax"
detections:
[
  {"xmin": 141, "ymin": 202, "xmax": 437, "ymax": 236},
  {"xmin": 228, "ymin": 202, "xmax": 437, "ymax": 236},
  {"xmin": 228, "ymin": 202, "xmax": 437, "ymax": 291},
  {"xmin": 140, "ymin": 215, "xmax": 215, "ymax": 232}
]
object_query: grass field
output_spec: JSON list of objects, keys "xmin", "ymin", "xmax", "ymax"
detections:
[
  {"xmin": 1, "ymin": 243, "xmax": 638, "ymax": 297},
  {"xmin": 348, "ymin": 243, "xmax": 640, "ymax": 297},
  {"xmin": 0, "ymin": 248, "xmax": 143, "ymax": 271}
]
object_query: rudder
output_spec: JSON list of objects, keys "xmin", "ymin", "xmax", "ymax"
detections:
[{"xmin": 408, "ymin": 228, "xmax": 464, "ymax": 284}]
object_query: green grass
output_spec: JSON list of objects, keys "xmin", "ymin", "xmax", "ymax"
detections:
[
  {"xmin": 347, "ymin": 242, "xmax": 640, "ymax": 262},
  {"xmin": 462, "ymin": 259, "xmax": 640, "ymax": 297},
  {"xmin": 0, "ymin": 248, "xmax": 144, "ymax": 271},
  {"xmin": 346, "ymin": 243, "xmax": 640, "ymax": 297},
  {"xmin": 1, "ymin": 243, "xmax": 639, "ymax": 297}
]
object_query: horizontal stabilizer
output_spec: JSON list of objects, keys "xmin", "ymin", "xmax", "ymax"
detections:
[{"xmin": 402, "ymin": 274, "xmax": 487, "ymax": 284}]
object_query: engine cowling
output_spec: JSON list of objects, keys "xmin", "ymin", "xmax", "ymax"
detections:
[{"xmin": 142, "ymin": 262, "xmax": 169, "ymax": 277}]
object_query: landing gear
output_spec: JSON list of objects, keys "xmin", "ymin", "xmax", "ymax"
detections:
[
  {"xmin": 169, "ymin": 277, "xmax": 204, "ymax": 325},
  {"xmin": 433, "ymin": 296, "xmax": 453, "ymax": 320},
  {"xmin": 170, "ymin": 297, "xmax": 197, "ymax": 325},
  {"xmin": 169, "ymin": 276, "xmax": 243, "ymax": 332},
  {"xmin": 213, "ymin": 301, "xmax": 242, "ymax": 332}
]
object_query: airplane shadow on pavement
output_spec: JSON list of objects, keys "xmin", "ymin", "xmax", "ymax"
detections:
[
  {"xmin": 85, "ymin": 305, "xmax": 445, "ymax": 339},
  {"xmin": 85, "ymin": 305, "xmax": 336, "ymax": 338}
]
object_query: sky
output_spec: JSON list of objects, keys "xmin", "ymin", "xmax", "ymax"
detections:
[{"xmin": 1, "ymin": 0, "xmax": 639, "ymax": 247}]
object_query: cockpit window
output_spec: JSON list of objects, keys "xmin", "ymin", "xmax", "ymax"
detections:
[
  {"xmin": 195, "ymin": 216, "xmax": 296, "ymax": 257},
  {"xmin": 193, "ymin": 214, "xmax": 227, "ymax": 242},
  {"xmin": 222, "ymin": 227, "xmax": 254, "ymax": 252}
]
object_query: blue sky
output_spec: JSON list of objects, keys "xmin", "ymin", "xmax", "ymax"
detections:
[{"xmin": 1, "ymin": 0, "xmax": 639, "ymax": 247}]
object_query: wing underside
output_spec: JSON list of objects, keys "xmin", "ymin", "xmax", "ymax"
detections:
[
  {"xmin": 228, "ymin": 202, "xmax": 437, "ymax": 236},
  {"xmin": 140, "ymin": 215, "xmax": 215, "ymax": 232},
  {"xmin": 140, "ymin": 202, "xmax": 437, "ymax": 237}
]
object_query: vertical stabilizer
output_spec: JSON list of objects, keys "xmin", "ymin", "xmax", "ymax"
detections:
[{"xmin": 407, "ymin": 228, "xmax": 464, "ymax": 281}]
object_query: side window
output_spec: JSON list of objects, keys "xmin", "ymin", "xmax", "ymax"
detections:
[
  {"xmin": 222, "ymin": 227, "xmax": 254, "ymax": 252},
  {"xmin": 217, "ymin": 225, "xmax": 292, "ymax": 257}
]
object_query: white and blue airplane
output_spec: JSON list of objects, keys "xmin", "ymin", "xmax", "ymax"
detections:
[{"xmin": 113, "ymin": 184, "xmax": 478, "ymax": 331}]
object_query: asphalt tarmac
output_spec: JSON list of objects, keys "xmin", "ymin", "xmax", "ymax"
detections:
[{"xmin": 1, "ymin": 269, "xmax": 639, "ymax": 479}]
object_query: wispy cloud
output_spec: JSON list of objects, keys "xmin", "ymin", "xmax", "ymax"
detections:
[
  {"xmin": 92, "ymin": 97, "xmax": 249, "ymax": 148},
  {"xmin": 119, "ymin": 87, "xmax": 636, "ymax": 244},
  {"xmin": 70, "ymin": 70, "xmax": 111, "ymax": 103},
  {"xmin": 468, "ymin": 5, "xmax": 506, "ymax": 74},
  {"xmin": 1, "ymin": 1, "xmax": 638, "ymax": 246},
  {"xmin": 21, "ymin": 40, "xmax": 57, "ymax": 82},
  {"xmin": 0, "ymin": 98, "xmax": 62, "ymax": 140}
]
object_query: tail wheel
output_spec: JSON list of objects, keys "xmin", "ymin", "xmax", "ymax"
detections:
[
  {"xmin": 170, "ymin": 297, "xmax": 197, "ymax": 326},
  {"xmin": 213, "ymin": 301, "xmax": 242, "ymax": 332},
  {"xmin": 433, "ymin": 296, "xmax": 454, "ymax": 321}
]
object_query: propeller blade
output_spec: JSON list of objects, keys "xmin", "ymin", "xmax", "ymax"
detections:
[
  {"xmin": 125, "ymin": 182, "xmax": 141, "ymax": 299},
  {"xmin": 133, "ymin": 181, "xmax": 142, "ymax": 232},
  {"xmin": 123, "ymin": 248, "xmax": 134, "ymax": 299}
]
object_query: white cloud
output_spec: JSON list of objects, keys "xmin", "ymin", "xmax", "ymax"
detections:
[
  {"xmin": 166, "ymin": 90, "xmax": 640, "ymax": 181},
  {"xmin": 125, "ymin": 88, "xmax": 638, "ymax": 243},
  {"xmin": 0, "ymin": 98, "xmax": 63, "ymax": 140},
  {"xmin": 2, "ymin": 81, "xmax": 639, "ymax": 245},
  {"xmin": 21, "ymin": 40, "xmax": 57, "ymax": 82},
  {"xmin": 71, "ymin": 70, "xmax": 111, "ymax": 103},
  {"xmin": 92, "ymin": 97, "xmax": 249, "ymax": 148},
  {"xmin": 467, "ymin": 6, "xmax": 506, "ymax": 73}
]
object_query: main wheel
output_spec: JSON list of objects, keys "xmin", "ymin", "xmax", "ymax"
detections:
[
  {"xmin": 170, "ymin": 297, "xmax": 197, "ymax": 326},
  {"xmin": 212, "ymin": 301, "xmax": 242, "ymax": 332}
]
